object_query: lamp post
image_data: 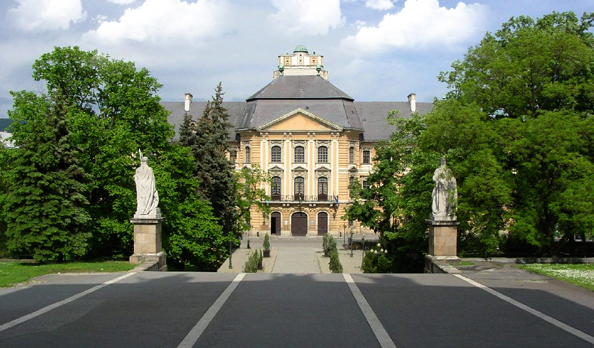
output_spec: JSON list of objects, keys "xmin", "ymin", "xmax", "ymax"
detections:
[{"xmin": 229, "ymin": 240, "xmax": 233, "ymax": 269}]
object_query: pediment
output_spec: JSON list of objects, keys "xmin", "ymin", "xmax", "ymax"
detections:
[
  {"xmin": 268, "ymin": 165, "xmax": 284, "ymax": 172},
  {"xmin": 293, "ymin": 165, "xmax": 308, "ymax": 172},
  {"xmin": 257, "ymin": 108, "xmax": 343, "ymax": 132}
]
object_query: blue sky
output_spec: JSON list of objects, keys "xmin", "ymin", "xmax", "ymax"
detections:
[{"xmin": 0, "ymin": 0, "xmax": 592, "ymax": 118}]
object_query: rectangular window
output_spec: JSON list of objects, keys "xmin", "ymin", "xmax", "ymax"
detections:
[
  {"xmin": 294, "ymin": 146, "xmax": 305, "ymax": 163},
  {"xmin": 349, "ymin": 147, "xmax": 354, "ymax": 164},
  {"xmin": 363, "ymin": 179, "xmax": 369, "ymax": 190},
  {"xmin": 271, "ymin": 146, "xmax": 281, "ymax": 163},
  {"xmin": 363, "ymin": 149, "xmax": 371, "ymax": 164},
  {"xmin": 318, "ymin": 146, "xmax": 328, "ymax": 163},
  {"xmin": 245, "ymin": 147, "xmax": 251, "ymax": 164},
  {"xmin": 271, "ymin": 177, "xmax": 281, "ymax": 201}
]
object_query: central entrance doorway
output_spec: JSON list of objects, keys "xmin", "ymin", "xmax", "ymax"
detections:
[{"xmin": 291, "ymin": 212, "xmax": 307, "ymax": 236}]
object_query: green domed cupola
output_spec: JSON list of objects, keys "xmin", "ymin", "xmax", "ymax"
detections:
[{"xmin": 293, "ymin": 45, "xmax": 308, "ymax": 53}]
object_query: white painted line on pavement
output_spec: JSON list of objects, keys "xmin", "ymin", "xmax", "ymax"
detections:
[
  {"xmin": 343, "ymin": 274, "xmax": 397, "ymax": 348},
  {"xmin": 454, "ymin": 274, "xmax": 594, "ymax": 345},
  {"xmin": 177, "ymin": 273, "xmax": 246, "ymax": 348},
  {"xmin": 0, "ymin": 272, "xmax": 137, "ymax": 333}
]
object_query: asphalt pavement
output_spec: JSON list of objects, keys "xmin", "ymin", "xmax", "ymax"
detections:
[{"xmin": 1, "ymin": 249, "xmax": 593, "ymax": 348}]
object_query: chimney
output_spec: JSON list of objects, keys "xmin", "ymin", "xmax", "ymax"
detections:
[
  {"xmin": 407, "ymin": 93, "xmax": 416, "ymax": 113},
  {"xmin": 184, "ymin": 93, "xmax": 193, "ymax": 112}
]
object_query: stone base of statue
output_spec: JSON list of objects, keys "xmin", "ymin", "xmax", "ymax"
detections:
[
  {"xmin": 426, "ymin": 218, "xmax": 459, "ymax": 258},
  {"xmin": 129, "ymin": 211, "xmax": 166, "ymax": 271}
]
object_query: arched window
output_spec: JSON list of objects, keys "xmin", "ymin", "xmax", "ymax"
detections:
[
  {"xmin": 318, "ymin": 177, "xmax": 328, "ymax": 201},
  {"xmin": 362, "ymin": 149, "xmax": 370, "ymax": 164},
  {"xmin": 245, "ymin": 146, "xmax": 251, "ymax": 164},
  {"xmin": 318, "ymin": 146, "xmax": 328, "ymax": 163},
  {"xmin": 349, "ymin": 147, "xmax": 355, "ymax": 164},
  {"xmin": 271, "ymin": 146, "xmax": 281, "ymax": 163},
  {"xmin": 230, "ymin": 150, "xmax": 237, "ymax": 164},
  {"xmin": 271, "ymin": 176, "xmax": 281, "ymax": 201},
  {"xmin": 294, "ymin": 176, "xmax": 304, "ymax": 201},
  {"xmin": 294, "ymin": 146, "xmax": 305, "ymax": 163}
]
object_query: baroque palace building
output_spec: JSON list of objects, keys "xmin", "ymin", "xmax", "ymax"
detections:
[{"xmin": 164, "ymin": 45, "xmax": 432, "ymax": 237}]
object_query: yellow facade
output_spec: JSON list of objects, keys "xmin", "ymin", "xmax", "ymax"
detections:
[{"xmin": 232, "ymin": 110, "xmax": 375, "ymax": 237}]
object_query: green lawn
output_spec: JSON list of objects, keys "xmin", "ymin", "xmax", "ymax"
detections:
[
  {"xmin": 0, "ymin": 261, "xmax": 136, "ymax": 288},
  {"xmin": 517, "ymin": 264, "xmax": 594, "ymax": 292}
]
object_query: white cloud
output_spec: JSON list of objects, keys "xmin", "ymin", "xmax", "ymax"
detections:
[
  {"xmin": 83, "ymin": 0, "xmax": 227, "ymax": 44},
  {"xmin": 94, "ymin": 15, "xmax": 108, "ymax": 24},
  {"xmin": 353, "ymin": 20, "xmax": 367, "ymax": 29},
  {"xmin": 7, "ymin": 0, "xmax": 87, "ymax": 33},
  {"xmin": 341, "ymin": 0, "xmax": 487, "ymax": 52},
  {"xmin": 268, "ymin": 0, "xmax": 344, "ymax": 36},
  {"xmin": 106, "ymin": 0, "xmax": 136, "ymax": 4},
  {"xmin": 365, "ymin": 0, "xmax": 395, "ymax": 10}
]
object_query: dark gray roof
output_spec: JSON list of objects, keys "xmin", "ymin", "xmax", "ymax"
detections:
[
  {"xmin": 236, "ymin": 99, "xmax": 363, "ymax": 131},
  {"xmin": 163, "ymin": 101, "xmax": 245, "ymax": 141},
  {"xmin": 356, "ymin": 102, "xmax": 433, "ymax": 141},
  {"xmin": 247, "ymin": 75, "xmax": 353, "ymax": 101},
  {"xmin": 163, "ymin": 100, "xmax": 433, "ymax": 142},
  {"xmin": 162, "ymin": 76, "xmax": 433, "ymax": 142}
]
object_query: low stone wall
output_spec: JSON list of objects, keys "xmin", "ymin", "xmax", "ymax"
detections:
[{"xmin": 424, "ymin": 255, "xmax": 461, "ymax": 274}]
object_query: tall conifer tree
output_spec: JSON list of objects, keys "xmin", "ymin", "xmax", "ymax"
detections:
[
  {"xmin": 4, "ymin": 92, "xmax": 91, "ymax": 262},
  {"xmin": 182, "ymin": 83, "xmax": 239, "ymax": 237}
]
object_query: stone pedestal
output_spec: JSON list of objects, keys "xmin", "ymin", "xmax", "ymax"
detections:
[
  {"xmin": 129, "ymin": 217, "xmax": 166, "ymax": 271},
  {"xmin": 426, "ymin": 219, "xmax": 459, "ymax": 258}
]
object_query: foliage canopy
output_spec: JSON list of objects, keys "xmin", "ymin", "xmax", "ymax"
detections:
[{"xmin": 348, "ymin": 12, "xmax": 594, "ymax": 271}]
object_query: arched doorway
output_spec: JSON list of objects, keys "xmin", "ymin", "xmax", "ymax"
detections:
[
  {"xmin": 318, "ymin": 212, "xmax": 328, "ymax": 235},
  {"xmin": 271, "ymin": 212, "xmax": 281, "ymax": 236},
  {"xmin": 291, "ymin": 212, "xmax": 307, "ymax": 236}
]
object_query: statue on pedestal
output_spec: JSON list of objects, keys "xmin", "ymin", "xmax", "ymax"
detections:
[
  {"xmin": 431, "ymin": 157, "xmax": 457, "ymax": 221},
  {"xmin": 134, "ymin": 150, "xmax": 159, "ymax": 218}
]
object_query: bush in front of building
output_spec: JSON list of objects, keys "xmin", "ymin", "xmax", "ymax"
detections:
[
  {"xmin": 244, "ymin": 249, "xmax": 262, "ymax": 273},
  {"xmin": 263, "ymin": 233, "xmax": 271, "ymax": 257},
  {"xmin": 326, "ymin": 235, "xmax": 342, "ymax": 273},
  {"xmin": 322, "ymin": 234, "xmax": 330, "ymax": 256},
  {"xmin": 329, "ymin": 249, "xmax": 343, "ymax": 273}
]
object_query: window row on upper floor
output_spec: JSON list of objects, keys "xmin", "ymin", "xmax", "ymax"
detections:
[
  {"xmin": 229, "ymin": 146, "xmax": 371, "ymax": 165},
  {"xmin": 270, "ymin": 145, "xmax": 327, "ymax": 164},
  {"xmin": 270, "ymin": 176, "xmax": 330, "ymax": 202}
]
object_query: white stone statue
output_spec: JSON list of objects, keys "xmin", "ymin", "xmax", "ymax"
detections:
[
  {"xmin": 431, "ymin": 157, "xmax": 457, "ymax": 221},
  {"xmin": 134, "ymin": 150, "xmax": 159, "ymax": 218}
]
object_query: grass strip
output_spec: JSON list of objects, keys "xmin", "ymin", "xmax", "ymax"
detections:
[
  {"xmin": 517, "ymin": 263, "xmax": 594, "ymax": 292},
  {"xmin": 0, "ymin": 261, "xmax": 136, "ymax": 288}
]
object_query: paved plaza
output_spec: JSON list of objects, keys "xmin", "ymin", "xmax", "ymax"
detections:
[
  {"xmin": 1, "ymin": 237, "xmax": 593, "ymax": 348},
  {"xmin": 218, "ymin": 234, "xmax": 372, "ymax": 274}
]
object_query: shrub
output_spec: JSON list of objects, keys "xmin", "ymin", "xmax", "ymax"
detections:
[
  {"xmin": 263, "ymin": 233, "xmax": 270, "ymax": 251},
  {"xmin": 243, "ymin": 249, "xmax": 261, "ymax": 273},
  {"xmin": 362, "ymin": 252, "xmax": 392, "ymax": 273},
  {"xmin": 326, "ymin": 235, "xmax": 343, "ymax": 273},
  {"xmin": 322, "ymin": 234, "xmax": 330, "ymax": 256},
  {"xmin": 328, "ymin": 236, "xmax": 337, "ymax": 253},
  {"xmin": 329, "ymin": 250, "xmax": 343, "ymax": 273}
]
